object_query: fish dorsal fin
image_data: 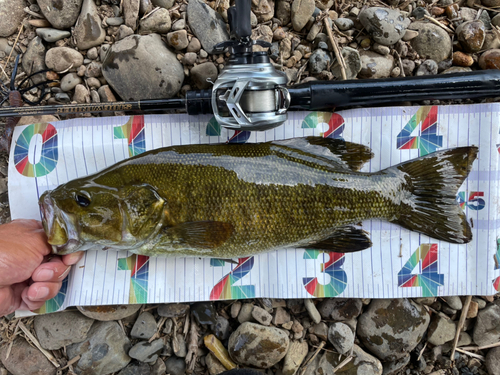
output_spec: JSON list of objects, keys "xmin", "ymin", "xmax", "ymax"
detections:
[
  {"xmin": 271, "ymin": 137, "xmax": 373, "ymax": 171},
  {"xmin": 164, "ymin": 221, "xmax": 234, "ymax": 249},
  {"xmin": 303, "ymin": 225, "xmax": 372, "ymax": 253},
  {"xmin": 122, "ymin": 185, "xmax": 165, "ymax": 238}
]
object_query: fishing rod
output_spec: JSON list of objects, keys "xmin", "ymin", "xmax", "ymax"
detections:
[{"xmin": 2, "ymin": 0, "xmax": 500, "ymax": 133}]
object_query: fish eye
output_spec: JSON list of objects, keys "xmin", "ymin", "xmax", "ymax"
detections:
[{"xmin": 75, "ymin": 192, "xmax": 91, "ymax": 207}]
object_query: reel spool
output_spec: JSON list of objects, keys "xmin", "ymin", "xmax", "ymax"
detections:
[{"xmin": 211, "ymin": 0, "xmax": 290, "ymax": 131}]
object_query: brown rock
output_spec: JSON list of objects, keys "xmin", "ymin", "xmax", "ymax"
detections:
[
  {"xmin": 124, "ymin": 0, "xmax": 140, "ymax": 30},
  {"xmin": 457, "ymin": 20, "xmax": 485, "ymax": 52},
  {"xmin": 432, "ymin": 7, "xmax": 445, "ymax": 16},
  {"xmin": 252, "ymin": 0, "xmax": 275, "ymax": 22},
  {"xmin": 446, "ymin": 3, "xmax": 459, "ymax": 19},
  {"xmin": 481, "ymin": 0, "xmax": 500, "ymax": 6},
  {"xmin": 29, "ymin": 19, "xmax": 52, "ymax": 28},
  {"xmin": 453, "ymin": 51, "xmax": 474, "ymax": 67},
  {"xmin": 479, "ymin": 49, "xmax": 500, "ymax": 69},
  {"xmin": 0, "ymin": 338, "xmax": 56, "ymax": 375},
  {"xmin": 167, "ymin": 30, "xmax": 189, "ymax": 50},
  {"xmin": 467, "ymin": 301, "xmax": 479, "ymax": 319}
]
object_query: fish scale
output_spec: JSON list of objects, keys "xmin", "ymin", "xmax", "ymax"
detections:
[{"xmin": 39, "ymin": 137, "xmax": 477, "ymax": 258}]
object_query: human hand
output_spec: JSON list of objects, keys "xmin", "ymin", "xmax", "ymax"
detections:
[{"xmin": 0, "ymin": 219, "xmax": 83, "ymax": 317}]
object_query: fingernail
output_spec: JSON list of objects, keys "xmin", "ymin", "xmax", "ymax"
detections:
[
  {"xmin": 37, "ymin": 269, "xmax": 54, "ymax": 281},
  {"xmin": 34, "ymin": 287, "xmax": 50, "ymax": 300},
  {"xmin": 59, "ymin": 266, "xmax": 71, "ymax": 279}
]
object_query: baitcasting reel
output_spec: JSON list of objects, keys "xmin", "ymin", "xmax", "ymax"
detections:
[{"xmin": 210, "ymin": 0, "xmax": 290, "ymax": 131}]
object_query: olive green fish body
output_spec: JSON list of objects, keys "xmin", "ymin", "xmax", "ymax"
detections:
[{"xmin": 39, "ymin": 137, "xmax": 477, "ymax": 257}]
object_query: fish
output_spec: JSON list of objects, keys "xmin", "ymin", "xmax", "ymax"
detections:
[{"xmin": 39, "ymin": 137, "xmax": 478, "ymax": 258}]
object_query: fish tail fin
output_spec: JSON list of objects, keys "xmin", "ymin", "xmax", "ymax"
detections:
[{"xmin": 390, "ymin": 146, "xmax": 478, "ymax": 244}]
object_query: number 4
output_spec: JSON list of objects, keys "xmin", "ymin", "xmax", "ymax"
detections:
[{"xmin": 398, "ymin": 244, "xmax": 444, "ymax": 297}]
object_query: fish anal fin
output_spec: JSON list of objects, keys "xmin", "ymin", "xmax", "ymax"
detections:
[
  {"xmin": 164, "ymin": 221, "xmax": 234, "ymax": 249},
  {"xmin": 304, "ymin": 226, "xmax": 372, "ymax": 253}
]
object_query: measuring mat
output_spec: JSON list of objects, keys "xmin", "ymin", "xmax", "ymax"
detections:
[{"xmin": 8, "ymin": 103, "xmax": 500, "ymax": 315}]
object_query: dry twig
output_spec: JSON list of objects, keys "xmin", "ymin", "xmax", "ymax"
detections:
[
  {"xmin": 299, "ymin": 341, "xmax": 325, "ymax": 375},
  {"xmin": 18, "ymin": 320, "xmax": 60, "ymax": 368},
  {"xmin": 423, "ymin": 15, "xmax": 454, "ymax": 33},
  {"xmin": 323, "ymin": 18, "xmax": 346, "ymax": 80},
  {"xmin": 1, "ymin": 24, "xmax": 24, "ymax": 80},
  {"xmin": 185, "ymin": 317, "xmax": 199, "ymax": 372},
  {"xmin": 459, "ymin": 341, "xmax": 500, "ymax": 351},
  {"xmin": 333, "ymin": 356, "xmax": 353, "ymax": 372},
  {"xmin": 451, "ymin": 295, "xmax": 472, "ymax": 360},
  {"xmin": 455, "ymin": 348, "xmax": 485, "ymax": 361}
]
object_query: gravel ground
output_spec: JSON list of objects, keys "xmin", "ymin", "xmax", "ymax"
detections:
[{"xmin": 1, "ymin": 0, "xmax": 500, "ymax": 375}]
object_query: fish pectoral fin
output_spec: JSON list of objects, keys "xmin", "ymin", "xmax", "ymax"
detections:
[
  {"xmin": 164, "ymin": 221, "xmax": 234, "ymax": 249},
  {"xmin": 304, "ymin": 226, "xmax": 372, "ymax": 253},
  {"xmin": 122, "ymin": 185, "xmax": 165, "ymax": 237}
]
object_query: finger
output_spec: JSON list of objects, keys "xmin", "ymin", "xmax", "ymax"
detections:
[
  {"xmin": 10, "ymin": 219, "xmax": 43, "ymax": 230},
  {"xmin": 32, "ymin": 257, "xmax": 71, "ymax": 282},
  {"xmin": 22, "ymin": 281, "xmax": 62, "ymax": 311},
  {"xmin": 0, "ymin": 283, "xmax": 26, "ymax": 317},
  {"xmin": 62, "ymin": 251, "xmax": 84, "ymax": 266}
]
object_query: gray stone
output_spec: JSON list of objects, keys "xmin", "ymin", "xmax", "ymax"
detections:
[
  {"xmin": 206, "ymin": 353, "xmax": 225, "ymax": 375},
  {"xmin": 291, "ymin": 0, "xmax": 315, "ymax": 31},
  {"xmin": 252, "ymin": 0, "xmax": 274, "ymax": 22},
  {"xmin": 117, "ymin": 361, "xmax": 151, "ymax": 375},
  {"xmin": 100, "ymin": 44, "xmax": 110, "ymax": 61},
  {"xmin": 372, "ymin": 43, "xmax": 391, "ymax": 55},
  {"xmin": 60, "ymin": 73, "xmax": 83, "ymax": 92},
  {"xmin": 335, "ymin": 18, "xmax": 354, "ymax": 31},
  {"xmin": 317, "ymin": 345, "xmax": 383, "ymax": 375},
  {"xmin": 282, "ymin": 341, "xmax": 308, "ymax": 375},
  {"xmin": 328, "ymin": 322, "xmax": 354, "ymax": 354},
  {"xmin": 304, "ymin": 298, "xmax": 321, "ymax": 324},
  {"xmin": 183, "ymin": 52, "xmax": 197, "ymax": 65},
  {"xmin": 332, "ymin": 46, "xmax": 361, "ymax": 80},
  {"xmin": 409, "ymin": 21, "xmax": 452, "ymax": 62},
  {"xmin": 90, "ymin": 89, "xmax": 100, "ymax": 102},
  {"xmin": 54, "ymin": 92, "xmax": 71, "ymax": 103},
  {"xmin": 187, "ymin": 0, "xmax": 230, "ymax": 54},
  {"xmin": 74, "ymin": 0, "xmax": 106, "ymax": 50},
  {"xmin": 85, "ymin": 61, "xmax": 102, "ymax": 77},
  {"xmin": 152, "ymin": 0, "xmax": 174, "ymax": 9},
  {"xmin": 151, "ymin": 357, "xmax": 166, "ymax": 375},
  {"xmin": 35, "ymin": 28, "xmax": 71, "ymax": 43},
  {"xmin": 214, "ymin": 316, "xmax": 231, "ymax": 340},
  {"xmin": 22, "ymin": 37, "xmax": 46, "ymax": 85},
  {"xmin": 318, "ymin": 298, "xmax": 363, "ymax": 321},
  {"xmin": 37, "ymin": 0, "xmax": 83, "ymax": 29},
  {"xmin": 473, "ymin": 302, "xmax": 500, "ymax": 347},
  {"xmin": 485, "ymin": 347, "xmax": 500, "ymax": 375},
  {"xmin": 308, "ymin": 49, "xmax": 330, "ymax": 74},
  {"xmin": 228, "ymin": 322, "xmax": 290, "ymax": 368},
  {"xmin": 0, "ymin": 337, "xmax": 57, "ymax": 375},
  {"xmin": 107, "ymin": 17, "xmax": 124, "ymax": 26},
  {"xmin": 116, "ymin": 25, "xmax": 134, "ymax": 40},
  {"xmin": 443, "ymin": 296, "xmax": 463, "ymax": 310},
  {"xmin": 129, "ymin": 339, "xmax": 164, "ymax": 363},
  {"xmin": 190, "ymin": 62, "xmax": 218, "ymax": 90},
  {"xmin": 77, "ymin": 304, "xmax": 142, "ymax": 321},
  {"xmin": 164, "ymin": 356, "xmax": 186, "ymax": 375},
  {"xmin": 357, "ymin": 299, "xmax": 430, "ymax": 361},
  {"xmin": 87, "ymin": 47, "xmax": 98, "ymax": 60},
  {"xmin": 276, "ymin": 0, "xmax": 291, "ymax": 25},
  {"xmin": 102, "ymin": 34, "xmax": 184, "ymax": 100},
  {"xmin": 456, "ymin": 20, "xmax": 485, "ymax": 53},
  {"xmin": 98, "ymin": 85, "xmax": 117, "ymax": 102},
  {"xmin": 172, "ymin": 19, "xmax": 185, "ymax": 31},
  {"xmin": 45, "ymin": 47, "xmax": 84, "ymax": 72},
  {"xmin": 411, "ymin": 6, "xmax": 429, "ymax": 19},
  {"xmin": 187, "ymin": 38, "xmax": 201, "ymax": 53},
  {"xmin": 140, "ymin": 0, "xmax": 153, "ymax": 14},
  {"xmin": 359, "ymin": 7, "xmax": 410, "ymax": 46},
  {"xmin": 383, "ymin": 355, "xmax": 411, "ymax": 375},
  {"xmin": 273, "ymin": 307, "xmax": 291, "ymax": 325},
  {"xmin": 252, "ymin": 306, "xmax": 273, "ymax": 326},
  {"xmin": 0, "ymin": 0, "xmax": 26, "ymax": 37},
  {"xmin": 139, "ymin": 8, "xmax": 171, "ymax": 34},
  {"xmin": 124, "ymin": 0, "xmax": 140, "ymax": 30},
  {"xmin": 359, "ymin": 50, "xmax": 395, "ymax": 79},
  {"xmin": 416, "ymin": 59, "xmax": 438, "ymax": 76},
  {"xmin": 167, "ymin": 30, "xmax": 189, "ymax": 50},
  {"xmin": 73, "ymin": 83, "xmax": 90, "ymax": 103},
  {"xmin": 427, "ymin": 314, "xmax": 456, "ymax": 346},
  {"xmin": 131, "ymin": 312, "xmax": 157, "ymax": 339},
  {"xmin": 173, "ymin": 333, "xmax": 187, "ymax": 358},
  {"xmin": 157, "ymin": 303, "xmax": 189, "ymax": 317},
  {"xmin": 67, "ymin": 321, "xmax": 131, "ymax": 375}
]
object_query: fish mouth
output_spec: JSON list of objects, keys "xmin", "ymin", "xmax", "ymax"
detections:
[{"xmin": 39, "ymin": 191, "xmax": 82, "ymax": 255}]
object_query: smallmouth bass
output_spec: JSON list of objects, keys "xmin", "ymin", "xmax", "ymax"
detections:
[{"xmin": 39, "ymin": 137, "xmax": 478, "ymax": 257}]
